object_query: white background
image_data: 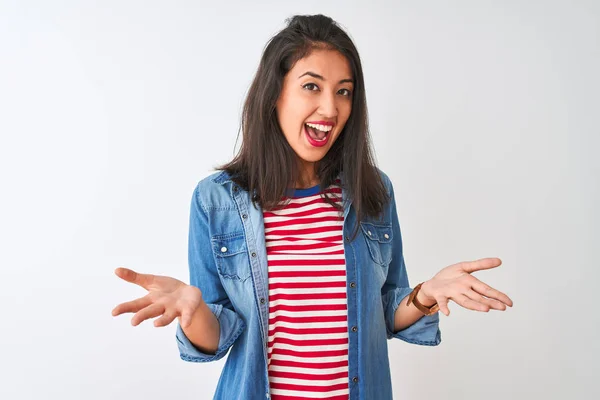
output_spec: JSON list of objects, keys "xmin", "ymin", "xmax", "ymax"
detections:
[{"xmin": 1, "ymin": 1, "xmax": 598, "ymax": 399}]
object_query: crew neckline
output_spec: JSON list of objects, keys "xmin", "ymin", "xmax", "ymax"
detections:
[{"xmin": 289, "ymin": 183, "xmax": 321, "ymax": 198}]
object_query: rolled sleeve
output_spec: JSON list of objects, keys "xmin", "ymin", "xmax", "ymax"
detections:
[
  {"xmin": 384, "ymin": 287, "xmax": 441, "ymax": 345},
  {"xmin": 176, "ymin": 303, "xmax": 246, "ymax": 362}
]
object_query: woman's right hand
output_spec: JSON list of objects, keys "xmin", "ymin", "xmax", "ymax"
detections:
[{"xmin": 111, "ymin": 267, "xmax": 203, "ymax": 328}]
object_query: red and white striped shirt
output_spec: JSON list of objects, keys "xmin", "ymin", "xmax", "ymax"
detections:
[{"xmin": 264, "ymin": 181, "xmax": 349, "ymax": 400}]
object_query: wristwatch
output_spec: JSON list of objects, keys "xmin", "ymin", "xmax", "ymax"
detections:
[{"xmin": 406, "ymin": 282, "xmax": 440, "ymax": 316}]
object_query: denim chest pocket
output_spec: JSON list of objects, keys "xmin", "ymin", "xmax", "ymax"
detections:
[
  {"xmin": 360, "ymin": 222, "xmax": 393, "ymax": 266},
  {"xmin": 211, "ymin": 231, "xmax": 251, "ymax": 281}
]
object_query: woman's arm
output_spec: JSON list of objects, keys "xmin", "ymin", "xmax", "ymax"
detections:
[
  {"xmin": 179, "ymin": 296, "xmax": 220, "ymax": 355},
  {"xmin": 393, "ymin": 284, "xmax": 437, "ymax": 332}
]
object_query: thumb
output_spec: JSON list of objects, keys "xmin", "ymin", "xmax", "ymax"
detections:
[{"xmin": 180, "ymin": 309, "xmax": 193, "ymax": 328}]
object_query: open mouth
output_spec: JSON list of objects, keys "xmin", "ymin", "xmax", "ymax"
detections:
[{"xmin": 304, "ymin": 122, "xmax": 332, "ymax": 147}]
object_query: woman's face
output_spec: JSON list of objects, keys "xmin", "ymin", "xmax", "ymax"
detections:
[{"xmin": 276, "ymin": 48, "xmax": 354, "ymax": 174}]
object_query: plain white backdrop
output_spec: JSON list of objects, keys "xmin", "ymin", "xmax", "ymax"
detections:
[{"xmin": 1, "ymin": 1, "xmax": 598, "ymax": 399}]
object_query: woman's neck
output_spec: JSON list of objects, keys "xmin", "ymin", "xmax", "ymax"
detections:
[{"xmin": 295, "ymin": 161, "xmax": 319, "ymax": 189}]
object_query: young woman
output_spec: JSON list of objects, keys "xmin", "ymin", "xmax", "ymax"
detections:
[{"xmin": 112, "ymin": 14, "xmax": 513, "ymax": 400}]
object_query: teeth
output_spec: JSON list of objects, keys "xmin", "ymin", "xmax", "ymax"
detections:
[{"xmin": 306, "ymin": 122, "xmax": 333, "ymax": 133}]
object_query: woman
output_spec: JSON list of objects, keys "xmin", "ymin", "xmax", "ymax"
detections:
[{"xmin": 112, "ymin": 14, "xmax": 513, "ymax": 400}]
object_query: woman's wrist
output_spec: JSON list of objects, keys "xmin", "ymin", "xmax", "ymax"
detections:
[{"xmin": 416, "ymin": 280, "xmax": 437, "ymax": 306}]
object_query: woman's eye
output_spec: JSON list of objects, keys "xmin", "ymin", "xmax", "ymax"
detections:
[
  {"xmin": 339, "ymin": 88, "xmax": 352, "ymax": 97},
  {"xmin": 303, "ymin": 83, "xmax": 319, "ymax": 91}
]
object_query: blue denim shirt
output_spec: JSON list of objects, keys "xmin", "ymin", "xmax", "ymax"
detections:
[{"xmin": 175, "ymin": 169, "xmax": 441, "ymax": 399}]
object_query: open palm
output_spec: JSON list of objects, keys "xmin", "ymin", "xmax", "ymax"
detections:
[{"xmin": 111, "ymin": 267, "xmax": 202, "ymax": 328}]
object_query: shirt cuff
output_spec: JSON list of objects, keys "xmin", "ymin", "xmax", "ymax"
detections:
[
  {"xmin": 387, "ymin": 287, "xmax": 442, "ymax": 346},
  {"xmin": 175, "ymin": 302, "xmax": 246, "ymax": 362}
]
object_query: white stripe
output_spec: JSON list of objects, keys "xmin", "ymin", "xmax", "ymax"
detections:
[
  {"xmin": 269, "ymin": 319, "xmax": 347, "ymax": 330},
  {"xmin": 268, "ymin": 351, "xmax": 348, "ymax": 362},
  {"xmin": 268, "ymin": 298, "xmax": 347, "ymax": 308},
  {"xmin": 266, "ymin": 232, "xmax": 343, "ymax": 241},
  {"xmin": 268, "ymin": 276, "xmax": 346, "ymax": 285},
  {"xmin": 268, "ymin": 344, "xmax": 349, "ymax": 355},
  {"xmin": 265, "ymin": 220, "xmax": 343, "ymax": 234},
  {"xmin": 268, "ymin": 264, "xmax": 346, "ymax": 273},
  {"xmin": 268, "ymin": 287, "xmax": 347, "ymax": 296},
  {"xmin": 267, "ymin": 253, "xmax": 345, "ymax": 261},
  {"xmin": 269, "ymin": 376, "xmax": 348, "ymax": 387},
  {"xmin": 268, "ymin": 309, "xmax": 348, "ymax": 320}
]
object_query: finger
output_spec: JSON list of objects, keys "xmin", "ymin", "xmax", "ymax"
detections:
[
  {"xmin": 115, "ymin": 267, "xmax": 156, "ymax": 290},
  {"xmin": 153, "ymin": 309, "xmax": 177, "ymax": 328},
  {"xmin": 112, "ymin": 294, "xmax": 152, "ymax": 316},
  {"xmin": 463, "ymin": 289, "xmax": 506, "ymax": 311},
  {"xmin": 470, "ymin": 279, "xmax": 514, "ymax": 307},
  {"xmin": 179, "ymin": 308, "xmax": 194, "ymax": 328},
  {"xmin": 459, "ymin": 258, "xmax": 502, "ymax": 274},
  {"xmin": 435, "ymin": 296, "xmax": 451, "ymax": 317},
  {"xmin": 452, "ymin": 293, "xmax": 490, "ymax": 312},
  {"xmin": 131, "ymin": 303, "xmax": 165, "ymax": 326}
]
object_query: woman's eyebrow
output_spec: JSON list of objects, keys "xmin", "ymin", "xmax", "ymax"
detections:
[{"xmin": 298, "ymin": 71, "xmax": 354, "ymax": 84}]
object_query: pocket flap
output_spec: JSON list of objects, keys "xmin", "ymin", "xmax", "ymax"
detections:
[
  {"xmin": 212, "ymin": 232, "xmax": 247, "ymax": 257},
  {"xmin": 360, "ymin": 222, "xmax": 393, "ymax": 243}
]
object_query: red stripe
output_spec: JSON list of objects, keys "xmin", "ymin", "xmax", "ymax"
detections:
[
  {"xmin": 266, "ymin": 234, "xmax": 342, "ymax": 244},
  {"xmin": 266, "ymin": 240, "xmax": 342, "ymax": 250},
  {"xmin": 264, "ymin": 215, "xmax": 343, "ymax": 229},
  {"xmin": 269, "ymin": 270, "xmax": 346, "ymax": 278},
  {"xmin": 269, "ymin": 382, "xmax": 349, "ymax": 393},
  {"xmin": 268, "ymin": 337, "xmax": 348, "ymax": 348},
  {"xmin": 269, "ymin": 315, "xmax": 347, "ymax": 326},
  {"xmin": 264, "ymin": 206, "xmax": 342, "ymax": 219},
  {"xmin": 271, "ymin": 395, "xmax": 348, "ymax": 400}
]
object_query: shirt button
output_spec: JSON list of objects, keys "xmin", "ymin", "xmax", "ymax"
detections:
[
  {"xmin": 345, "ymin": 236, "xmax": 350, "ymax": 242},
  {"xmin": 351, "ymin": 326, "xmax": 358, "ymax": 332},
  {"xmin": 352, "ymin": 376, "xmax": 359, "ymax": 383},
  {"xmin": 242, "ymin": 214, "xmax": 248, "ymax": 220},
  {"xmin": 251, "ymin": 252, "xmax": 257, "ymax": 258},
  {"xmin": 367, "ymin": 230, "xmax": 372, "ymax": 236},
  {"xmin": 260, "ymin": 297, "xmax": 266, "ymax": 304},
  {"xmin": 233, "ymin": 186, "xmax": 238, "ymax": 192},
  {"xmin": 350, "ymin": 282, "xmax": 356, "ymax": 288},
  {"xmin": 384, "ymin": 233, "xmax": 389, "ymax": 239},
  {"xmin": 220, "ymin": 246, "xmax": 227, "ymax": 253}
]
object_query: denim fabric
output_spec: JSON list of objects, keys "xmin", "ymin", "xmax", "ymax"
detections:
[{"xmin": 175, "ymin": 169, "xmax": 441, "ymax": 399}]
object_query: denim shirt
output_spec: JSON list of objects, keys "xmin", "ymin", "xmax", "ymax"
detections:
[{"xmin": 175, "ymin": 169, "xmax": 441, "ymax": 400}]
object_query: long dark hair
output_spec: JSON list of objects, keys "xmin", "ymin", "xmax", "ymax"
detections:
[{"xmin": 216, "ymin": 14, "xmax": 389, "ymax": 240}]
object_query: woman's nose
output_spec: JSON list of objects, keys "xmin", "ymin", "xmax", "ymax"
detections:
[{"xmin": 318, "ymin": 92, "xmax": 338, "ymax": 118}]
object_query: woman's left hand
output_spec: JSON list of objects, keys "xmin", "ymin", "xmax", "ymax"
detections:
[{"xmin": 419, "ymin": 257, "xmax": 513, "ymax": 316}]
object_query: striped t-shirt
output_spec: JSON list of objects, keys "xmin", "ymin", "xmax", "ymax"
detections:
[{"xmin": 264, "ymin": 180, "xmax": 349, "ymax": 400}]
